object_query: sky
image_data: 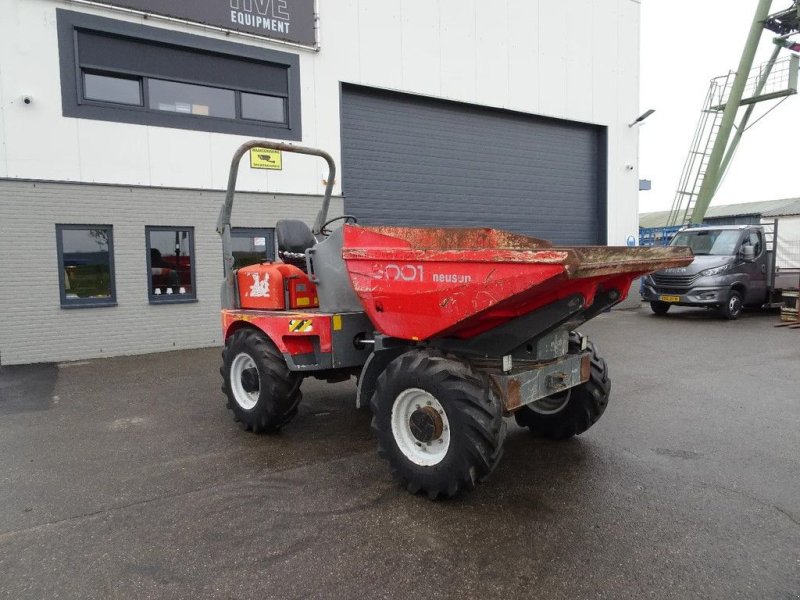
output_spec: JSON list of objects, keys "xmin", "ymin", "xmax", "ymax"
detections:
[{"xmin": 639, "ymin": 0, "xmax": 799, "ymax": 214}]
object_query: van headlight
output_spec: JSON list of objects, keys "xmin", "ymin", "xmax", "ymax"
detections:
[{"xmin": 699, "ymin": 265, "xmax": 728, "ymax": 277}]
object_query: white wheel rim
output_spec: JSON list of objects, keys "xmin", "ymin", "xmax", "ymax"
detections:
[
  {"xmin": 391, "ymin": 388, "xmax": 451, "ymax": 467},
  {"xmin": 527, "ymin": 389, "xmax": 571, "ymax": 415},
  {"xmin": 230, "ymin": 353, "xmax": 259, "ymax": 410},
  {"xmin": 730, "ymin": 296, "xmax": 740, "ymax": 313}
]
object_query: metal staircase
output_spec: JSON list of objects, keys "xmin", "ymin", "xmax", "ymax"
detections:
[
  {"xmin": 665, "ymin": 75, "xmax": 731, "ymax": 228},
  {"xmin": 662, "ymin": 0, "xmax": 800, "ymax": 230}
]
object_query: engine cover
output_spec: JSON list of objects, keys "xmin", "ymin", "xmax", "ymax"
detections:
[{"xmin": 237, "ymin": 263, "xmax": 318, "ymax": 310}]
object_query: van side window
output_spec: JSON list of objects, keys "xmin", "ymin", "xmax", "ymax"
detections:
[
  {"xmin": 750, "ymin": 231, "xmax": 762, "ymax": 256},
  {"xmin": 742, "ymin": 231, "xmax": 762, "ymax": 256}
]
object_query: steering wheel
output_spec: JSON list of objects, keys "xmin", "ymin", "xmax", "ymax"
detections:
[{"xmin": 320, "ymin": 215, "xmax": 358, "ymax": 236}]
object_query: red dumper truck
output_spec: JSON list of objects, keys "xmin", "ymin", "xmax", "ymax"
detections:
[{"xmin": 217, "ymin": 142, "xmax": 693, "ymax": 499}]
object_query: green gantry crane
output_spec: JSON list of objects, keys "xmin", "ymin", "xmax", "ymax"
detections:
[{"xmin": 666, "ymin": 0, "xmax": 800, "ymax": 227}]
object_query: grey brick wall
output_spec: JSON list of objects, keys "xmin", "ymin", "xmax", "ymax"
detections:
[{"xmin": 0, "ymin": 180, "xmax": 343, "ymax": 365}]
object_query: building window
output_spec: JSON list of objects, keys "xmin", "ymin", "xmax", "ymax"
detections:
[
  {"xmin": 232, "ymin": 228, "xmax": 276, "ymax": 269},
  {"xmin": 57, "ymin": 10, "xmax": 301, "ymax": 139},
  {"xmin": 241, "ymin": 93, "xmax": 286, "ymax": 123},
  {"xmin": 83, "ymin": 72, "xmax": 142, "ymax": 105},
  {"xmin": 56, "ymin": 225, "xmax": 116, "ymax": 308},
  {"xmin": 146, "ymin": 227, "xmax": 197, "ymax": 303},
  {"xmin": 148, "ymin": 79, "xmax": 237, "ymax": 119}
]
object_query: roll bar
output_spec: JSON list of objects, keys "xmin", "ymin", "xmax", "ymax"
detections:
[{"xmin": 216, "ymin": 140, "xmax": 337, "ymax": 281}]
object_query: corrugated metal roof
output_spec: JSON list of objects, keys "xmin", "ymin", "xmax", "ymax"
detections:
[
  {"xmin": 639, "ymin": 210, "xmax": 671, "ymax": 228},
  {"xmin": 761, "ymin": 198, "xmax": 800, "ymax": 217},
  {"xmin": 639, "ymin": 197, "xmax": 800, "ymax": 227}
]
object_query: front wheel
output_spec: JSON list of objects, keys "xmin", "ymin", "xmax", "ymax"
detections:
[
  {"xmin": 371, "ymin": 351, "xmax": 506, "ymax": 499},
  {"xmin": 650, "ymin": 301, "xmax": 671, "ymax": 315},
  {"xmin": 221, "ymin": 328, "xmax": 302, "ymax": 433},
  {"xmin": 719, "ymin": 290, "xmax": 743, "ymax": 320},
  {"xmin": 515, "ymin": 339, "xmax": 610, "ymax": 440}
]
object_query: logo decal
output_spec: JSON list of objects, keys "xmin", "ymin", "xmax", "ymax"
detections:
[
  {"xmin": 375, "ymin": 264, "xmax": 424, "ymax": 282},
  {"xmin": 249, "ymin": 273, "xmax": 271, "ymax": 298}
]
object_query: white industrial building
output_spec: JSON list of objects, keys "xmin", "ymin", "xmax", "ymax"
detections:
[{"xmin": 0, "ymin": 0, "xmax": 642, "ymax": 365}]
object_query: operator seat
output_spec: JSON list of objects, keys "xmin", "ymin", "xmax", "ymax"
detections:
[{"xmin": 276, "ymin": 219, "xmax": 316, "ymax": 272}]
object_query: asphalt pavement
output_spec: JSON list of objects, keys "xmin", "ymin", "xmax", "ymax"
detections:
[{"xmin": 1, "ymin": 306, "xmax": 798, "ymax": 599}]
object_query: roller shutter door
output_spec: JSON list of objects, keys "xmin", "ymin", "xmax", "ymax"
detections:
[{"xmin": 340, "ymin": 85, "xmax": 606, "ymax": 245}]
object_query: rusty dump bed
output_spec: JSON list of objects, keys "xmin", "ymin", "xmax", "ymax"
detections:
[{"xmin": 341, "ymin": 225, "xmax": 693, "ymax": 341}]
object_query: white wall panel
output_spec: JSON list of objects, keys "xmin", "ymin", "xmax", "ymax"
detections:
[
  {"xmin": 474, "ymin": 0, "xmax": 509, "ymax": 109},
  {"xmin": 77, "ymin": 120, "xmax": 150, "ymax": 185},
  {"xmin": 357, "ymin": 0, "xmax": 402, "ymax": 90},
  {"xmin": 538, "ymin": 53, "xmax": 568, "ymax": 118},
  {"xmin": 438, "ymin": 0, "xmax": 477, "ymax": 102},
  {"xmin": 4, "ymin": 99, "xmax": 81, "ymax": 181},
  {"xmin": 401, "ymin": 0, "xmax": 442, "ymax": 97},
  {"xmin": 209, "ymin": 133, "xmax": 251, "ymax": 192},
  {"xmin": 0, "ymin": 61, "xmax": 7, "ymax": 179},
  {"xmin": 536, "ymin": 1, "xmax": 568, "ymax": 118},
  {"xmin": 565, "ymin": 0, "xmax": 594, "ymax": 123},
  {"xmin": 566, "ymin": 53, "xmax": 594, "ymax": 124},
  {"xmin": 147, "ymin": 128, "xmax": 213, "ymax": 189},
  {"xmin": 507, "ymin": 0, "xmax": 540, "ymax": 113},
  {"xmin": 537, "ymin": 1, "xmax": 567, "ymax": 62},
  {"xmin": 613, "ymin": 0, "xmax": 642, "ymax": 245},
  {"xmin": 1, "ymin": 0, "xmax": 80, "ymax": 181},
  {"xmin": 591, "ymin": 0, "xmax": 619, "ymax": 124},
  {"xmin": 617, "ymin": 0, "xmax": 641, "ymax": 125},
  {"xmin": 311, "ymin": 2, "xmax": 358, "ymax": 196}
]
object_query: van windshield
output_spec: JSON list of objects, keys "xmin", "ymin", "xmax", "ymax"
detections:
[{"xmin": 670, "ymin": 230, "xmax": 740, "ymax": 256}]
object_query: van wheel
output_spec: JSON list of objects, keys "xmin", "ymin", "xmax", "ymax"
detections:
[
  {"xmin": 650, "ymin": 301, "xmax": 671, "ymax": 315},
  {"xmin": 719, "ymin": 291, "xmax": 743, "ymax": 320}
]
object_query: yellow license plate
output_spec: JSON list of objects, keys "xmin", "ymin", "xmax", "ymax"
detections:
[{"xmin": 659, "ymin": 295, "xmax": 681, "ymax": 303}]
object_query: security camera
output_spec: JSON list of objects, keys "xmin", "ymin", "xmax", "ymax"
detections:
[{"xmin": 22, "ymin": 95, "xmax": 32, "ymax": 105}]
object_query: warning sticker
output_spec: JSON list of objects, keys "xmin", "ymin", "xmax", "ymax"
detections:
[
  {"xmin": 250, "ymin": 148, "xmax": 283, "ymax": 170},
  {"xmin": 288, "ymin": 319, "xmax": 313, "ymax": 332}
]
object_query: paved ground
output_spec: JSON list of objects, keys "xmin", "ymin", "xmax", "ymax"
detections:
[{"xmin": 1, "ymin": 306, "xmax": 799, "ymax": 600}]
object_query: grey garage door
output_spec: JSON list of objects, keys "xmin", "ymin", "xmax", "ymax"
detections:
[{"xmin": 340, "ymin": 85, "xmax": 606, "ymax": 245}]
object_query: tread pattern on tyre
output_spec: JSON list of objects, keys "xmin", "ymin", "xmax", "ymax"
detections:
[
  {"xmin": 371, "ymin": 350, "xmax": 506, "ymax": 500},
  {"xmin": 515, "ymin": 335, "xmax": 611, "ymax": 440},
  {"xmin": 221, "ymin": 328, "xmax": 302, "ymax": 433}
]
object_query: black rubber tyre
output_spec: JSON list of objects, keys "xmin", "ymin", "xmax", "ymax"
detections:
[
  {"xmin": 221, "ymin": 328, "xmax": 302, "ymax": 433},
  {"xmin": 514, "ymin": 338, "xmax": 610, "ymax": 440},
  {"xmin": 719, "ymin": 290, "xmax": 743, "ymax": 320},
  {"xmin": 371, "ymin": 350, "xmax": 506, "ymax": 499},
  {"xmin": 650, "ymin": 301, "xmax": 671, "ymax": 315}
]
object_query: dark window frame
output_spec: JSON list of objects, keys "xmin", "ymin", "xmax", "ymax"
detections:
[
  {"xmin": 56, "ymin": 224, "xmax": 117, "ymax": 309},
  {"xmin": 145, "ymin": 226, "xmax": 198, "ymax": 304},
  {"xmin": 57, "ymin": 9, "xmax": 301, "ymax": 139}
]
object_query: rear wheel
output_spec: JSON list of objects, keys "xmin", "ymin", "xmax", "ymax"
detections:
[
  {"xmin": 515, "ymin": 339, "xmax": 610, "ymax": 440},
  {"xmin": 650, "ymin": 301, "xmax": 671, "ymax": 315},
  {"xmin": 719, "ymin": 290, "xmax": 743, "ymax": 320},
  {"xmin": 221, "ymin": 328, "xmax": 302, "ymax": 433},
  {"xmin": 371, "ymin": 351, "xmax": 506, "ymax": 499}
]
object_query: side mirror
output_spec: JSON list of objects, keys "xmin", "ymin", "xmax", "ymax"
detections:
[{"xmin": 741, "ymin": 245, "xmax": 755, "ymax": 261}]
